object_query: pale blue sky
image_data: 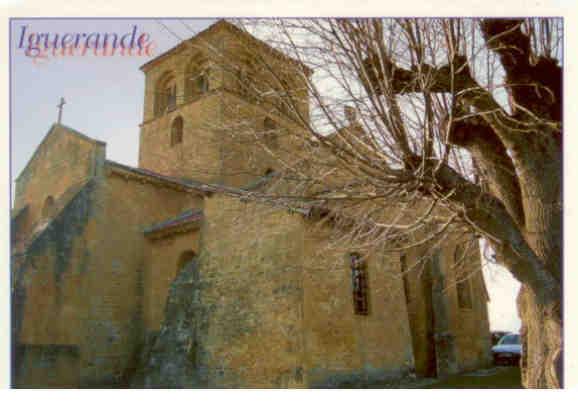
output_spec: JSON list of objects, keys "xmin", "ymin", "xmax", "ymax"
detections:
[
  {"xmin": 9, "ymin": 18, "xmax": 520, "ymax": 332},
  {"xmin": 10, "ymin": 18, "xmax": 214, "ymax": 177}
]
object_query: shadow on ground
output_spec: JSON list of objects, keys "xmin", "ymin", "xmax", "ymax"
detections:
[
  {"xmin": 335, "ymin": 367, "xmax": 522, "ymax": 389},
  {"xmin": 420, "ymin": 366, "xmax": 522, "ymax": 389}
]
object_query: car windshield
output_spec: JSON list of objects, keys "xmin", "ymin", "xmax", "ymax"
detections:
[{"xmin": 499, "ymin": 334, "xmax": 520, "ymax": 345}]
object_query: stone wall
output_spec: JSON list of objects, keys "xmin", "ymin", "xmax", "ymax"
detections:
[
  {"xmin": 195, "ymin": 195, "xmax": 305, "ymax": 388},
  {"xmin": 143, "ymin": 194, "xmax": 417, "ymax": 388},
  {"xmin": 76, "ymin": 170, "xmax": 197, "ymax": 386},
  {"xmin": 402, "ymin": 236, "xmax": 492, "ymax": 378},
  {"xmin": 143, "ymin": 229, "xmax": 202, "ymax": 332},
  {"xmin": 139, "ymin": 92, "xmax": 224, "ymax": 183},
  {"xmin": 442, "ymin": 239, "xmax": 492, "ymax": 371},
  {"xmin": 13, "ymin": 180, "xmax": 100, "ymax": 388},
  {"xmin": 301, "ymin": 225, "xmax": 414, "ymax": 387},
  {"xmin": 15, "ymin": 345, "xmax": 80, "ymax": 388},
  {"xmin": 13, "ymin": 158, "xmax": 199, "ymax": 387},
  {"xmin": 132, "ymin": 258, "xmax": 204, "ymax": 388}
]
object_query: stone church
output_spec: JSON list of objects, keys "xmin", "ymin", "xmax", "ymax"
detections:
[{"xmin": 11, "ymin": 20, "xmax": 491, "ymax": 388}]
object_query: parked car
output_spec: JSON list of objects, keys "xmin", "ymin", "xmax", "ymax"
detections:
[
  {"xmin": 491, "ymin": 330, "xmax": 510, "ymax": 346},
  {"xmin": 492, "ymin": 333, "xmax": 522, "ymax": 365}
]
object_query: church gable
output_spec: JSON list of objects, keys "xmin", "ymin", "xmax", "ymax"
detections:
[{"xmin": 13, "ymin": 124, "xmax": 106, "ymax": 238}]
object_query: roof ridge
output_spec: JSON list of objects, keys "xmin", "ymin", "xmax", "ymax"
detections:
[
  {"xmin": 15, "ymin": 123, "xmax": 104, "ymax": 182},
  {"xmin": 140, "ymin": 19, "xmax": 311, "ymax": 74},
  {"xmin": 143, "ymin": 207, "xmax": 204, "ymax": 237},
  {"xmin": 53, "ymin": 123, "xmax": 106, "ymax": 145},
  {"xmin": 105, "ymin": 160, "xmax": 207, "ymax": 194}
]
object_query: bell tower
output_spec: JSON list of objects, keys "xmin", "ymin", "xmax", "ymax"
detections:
[{"xmin": 138, "ymin": 20, "xmax": 310, "ymax": 187}]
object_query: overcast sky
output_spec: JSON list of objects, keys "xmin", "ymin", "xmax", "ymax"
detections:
[{"xmin": 9, "ymin": 17, "xmax": 521, "ymax": 332}]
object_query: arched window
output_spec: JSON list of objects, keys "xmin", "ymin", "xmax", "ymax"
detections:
[
  {"xmin": 154, "ymin": 72, "xmax": 177, "ymax": 117},
  {"xmin": 185, "ymin": 54, "xmax": 210, "ymax": 101},
  {"xmin": 170, "ymin": 116, "xmax": 184, "ymax": 146},
  {"xmin": 186, "ymin": 70, "xmax": 210, "ymax": 100},
  {"xmin": 350, "ymin": 252, "xmax": 369, "ymax": 315},
  {"xmin": 42, "ymin": 196, "xmax": 55, "ymax": 218},
  {"xmin": 177, "ymin": 250, "xmax": 196, "ymax": 272},
  {"xmin": 197, "ymin": 70, "xmax": 209, "ymax": 93}
]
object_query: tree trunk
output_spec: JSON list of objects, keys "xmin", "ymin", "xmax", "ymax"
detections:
[{"xmin": 517, "ymin": 285, "xmax": 563, "ymax": 388}]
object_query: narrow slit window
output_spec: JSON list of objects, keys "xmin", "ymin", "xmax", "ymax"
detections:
[
  {"xmin": 457, "ymin": 278, "xmax": 473, "ymax": 309},
  {"xmin": 454, "ymin": 243, "xmax": 473, "ymax": 309},
  {"xmin": 170, "ymin": 116, "xmax": 183, "ymax": 146},
  {"xmin": 350, "ymin": 253, "xmax": 369, "ymax": 315},
  {"xmin": 401, "ymin": 254, "xmax": 410, "ymax": 304}
]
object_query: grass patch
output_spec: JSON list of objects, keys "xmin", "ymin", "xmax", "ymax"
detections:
[{"xmin": 421, "ymin": 367, "xmax": 522, "ymax": 389}]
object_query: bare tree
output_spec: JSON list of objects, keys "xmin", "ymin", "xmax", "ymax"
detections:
[{"xmin": 180, "ymin": 18, "xmax": 562, "ymax": 388}]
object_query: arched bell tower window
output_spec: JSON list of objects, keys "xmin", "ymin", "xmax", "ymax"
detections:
[
  {"xmin": 185, "ymin": 54, "xmax": 210, "ymax": 101},
  {"xmin": 197, "ymin": 70, "xmax": 209, "ymax": 93},
  {"xmin": 170, "ymin": 116, "xmax": 184, "ymax": 146},
  {"xmin": 154, "ymin": 72, "xmax": 177, "ymax": 117},
  {"xmin": 186, "ymin": 70, "xmax": 209, "ymax": 100},
  {"xmin": 42, "ymin": 196, "xmax": 55, "ymax": 218}
]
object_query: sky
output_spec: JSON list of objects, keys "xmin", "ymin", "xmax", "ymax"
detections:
[
  {"xmin": 9, "ymin": 17, "xmax": 521, "ymax": 333},
  {"xmin": 10, "ymin": 18, "xmax": 215, "ymax": 177}
]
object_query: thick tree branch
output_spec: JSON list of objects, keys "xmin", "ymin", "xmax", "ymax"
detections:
[
  {"xmin": 480, "ymin": 18, "xmax": 562, "ymax": 123},
  {"xmin": 362, "ymin": 53, "xmax": 476, "ymax": 96},
  {"xmin": 362, "ymin": 31, "xmax": 561, "ymax": 260},
  {"xmin": 448, "ymin": 114, "xmax": 525, "ymax": 227},
  {"xmin": 412, "ymin": 157, "xmax": 559, "ymax": 307}
]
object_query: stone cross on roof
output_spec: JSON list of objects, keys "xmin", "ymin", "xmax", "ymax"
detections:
[{"xmin": 57, "ymin": 97, "xmax": 66, "ymax": 124}]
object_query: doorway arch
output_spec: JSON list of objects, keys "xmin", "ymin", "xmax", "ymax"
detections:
[{"xmin": 177, "ymin": 250, "xmax": 196, "ymax": 272}]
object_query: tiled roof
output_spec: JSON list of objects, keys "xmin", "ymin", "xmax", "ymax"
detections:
[
  {"xmin": 140, "ymin": 19, "xmax": 312, "ymax": 75},
  {"xmin": 105, "ymin": 160, "xmax": 209, "ymax": 195},
  {"xmin": 143, "ymin": 209, "xmax": 204, "ymax": 239}
]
